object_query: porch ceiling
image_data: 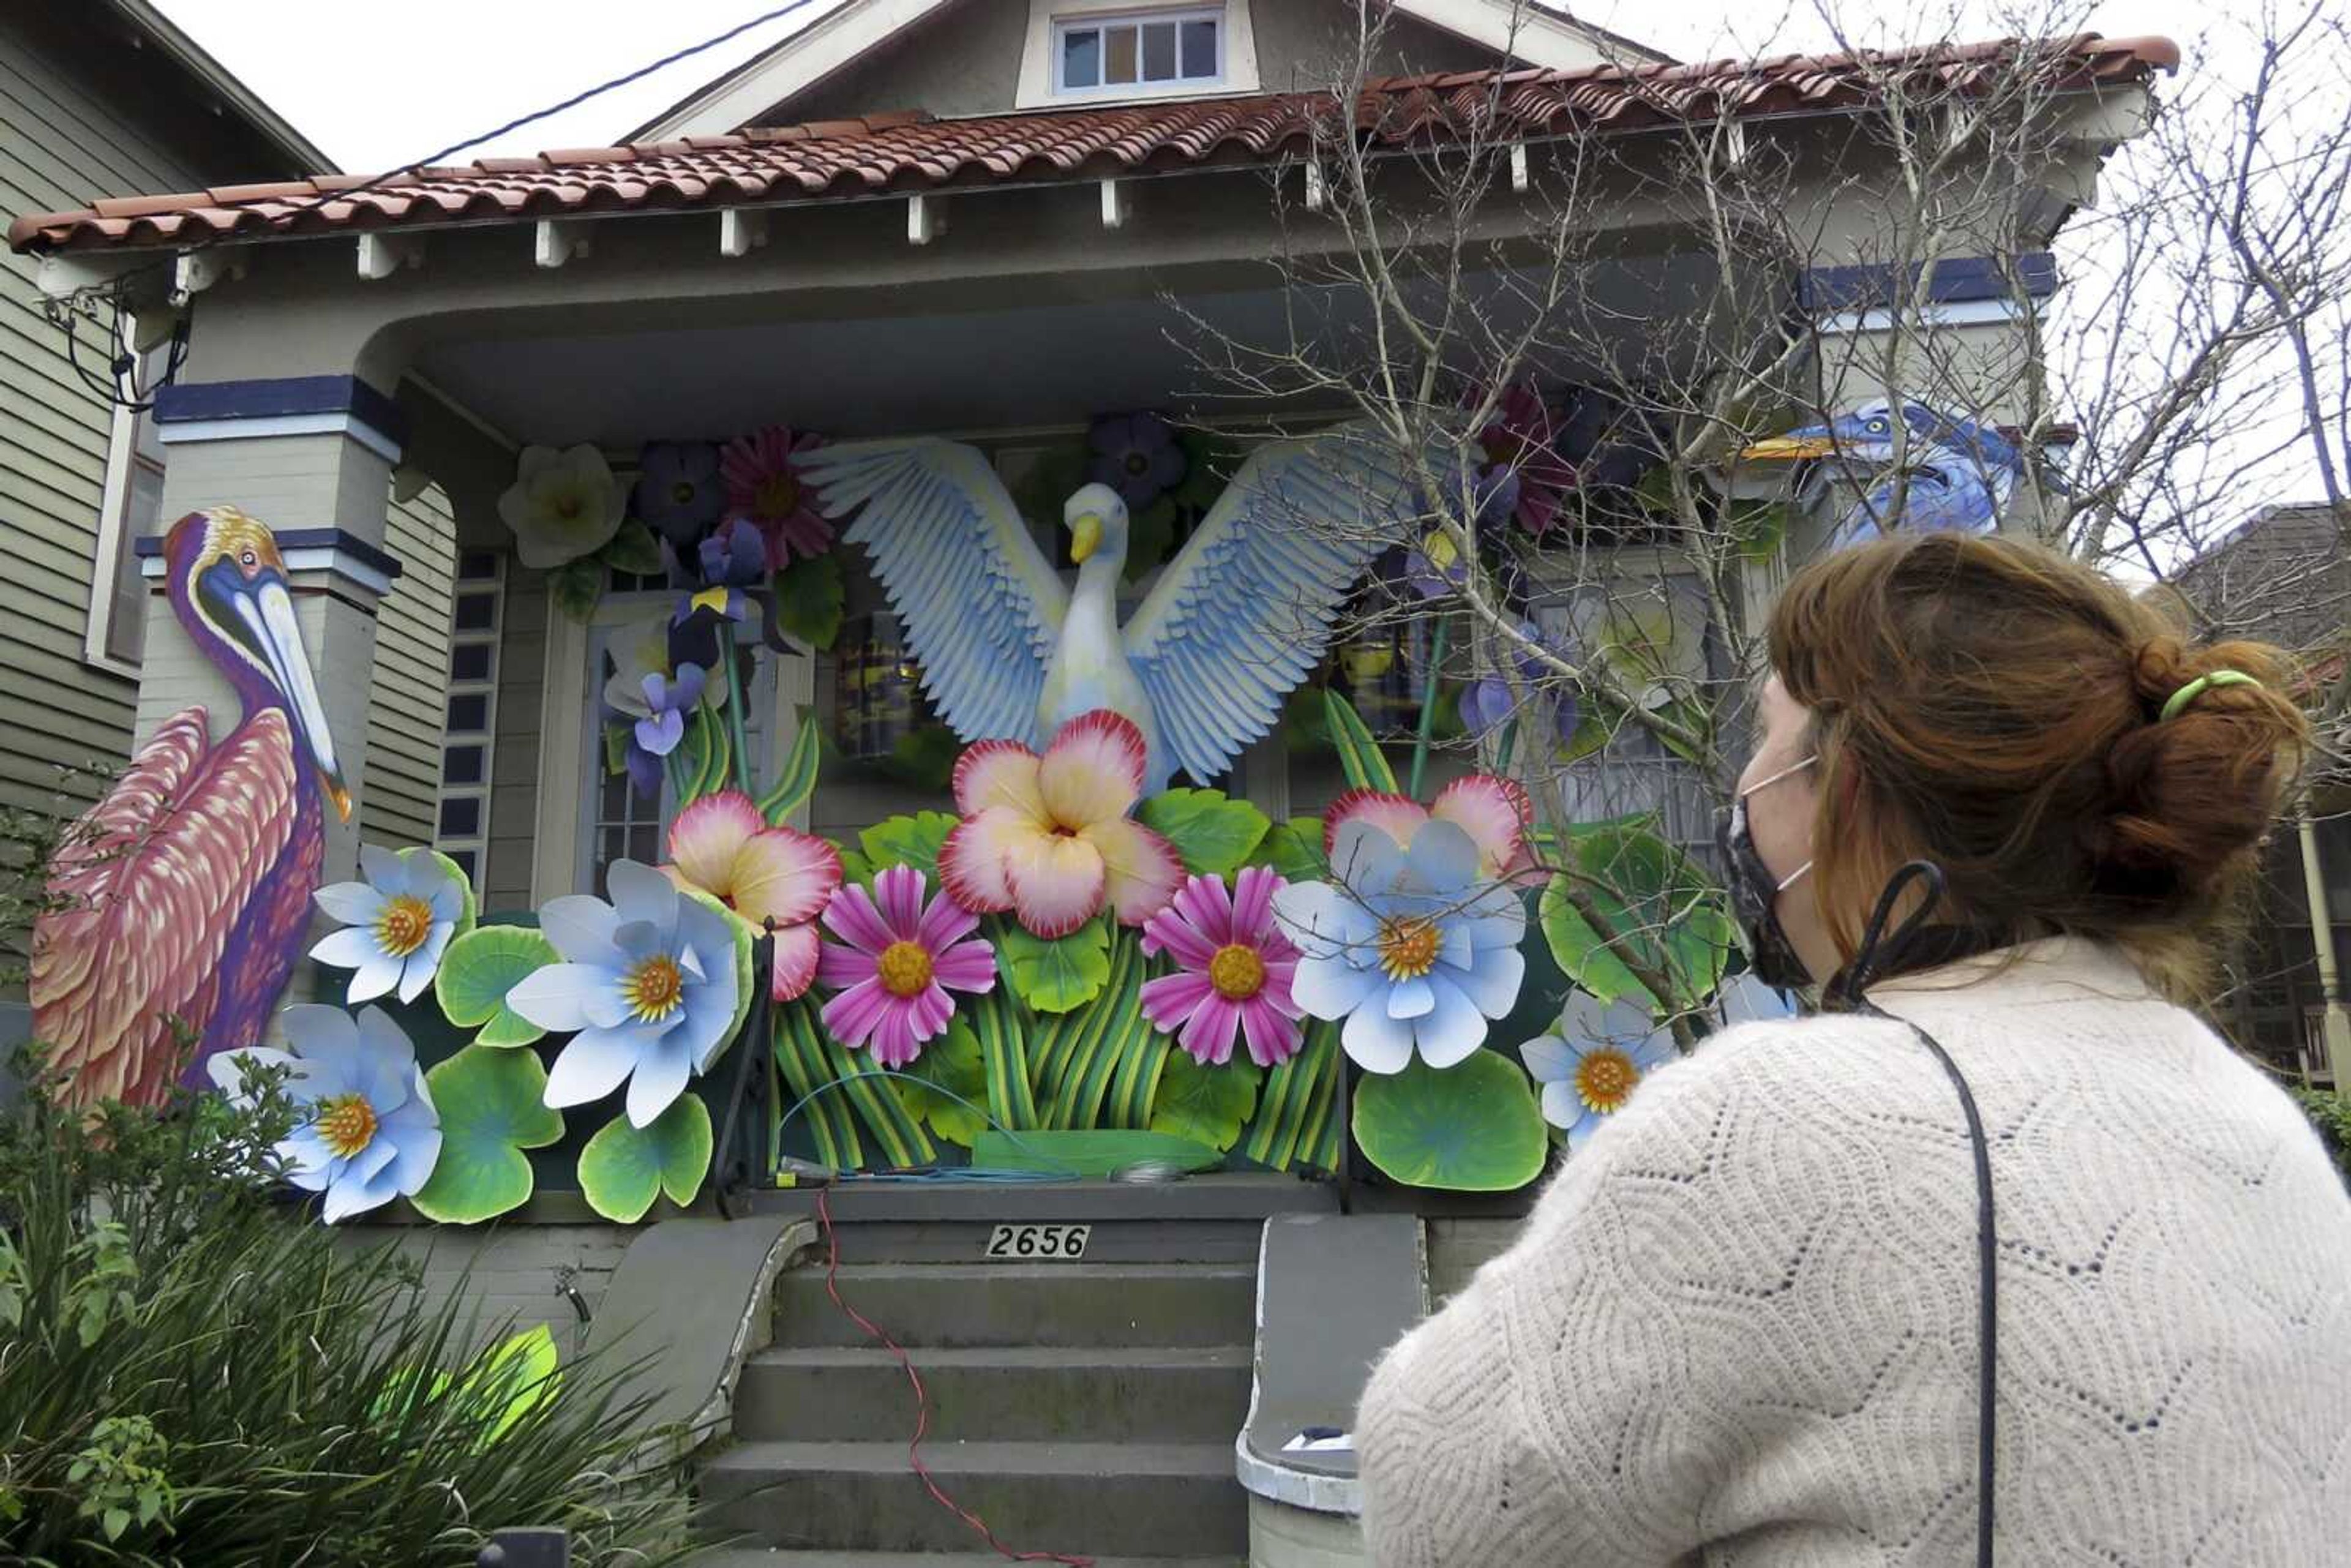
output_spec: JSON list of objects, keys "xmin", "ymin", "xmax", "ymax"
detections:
[{"xmin": 413, "ymin": 254, "xmax": 1731, "ymax": 448}]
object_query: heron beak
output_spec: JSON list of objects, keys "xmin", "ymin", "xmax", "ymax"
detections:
[
  {"xmin": 1739, "ymin": 435, "xmax": 1839, "ymax": 462},
  {"xmin": 1070, "ymin": 511, "xmax": 1103, "ymax": 564},
  {"xmin": 223, "ymin": 569, "xmax": 350, "ymax": 820}
]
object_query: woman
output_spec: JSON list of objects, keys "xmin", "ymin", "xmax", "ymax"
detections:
[{"xmin": 1357, "ymin": 533, "xmax": 2351, "ymax": 1564}]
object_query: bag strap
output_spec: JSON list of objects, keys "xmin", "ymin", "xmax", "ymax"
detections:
[{"xmin": 1837, "ymin": 863, "xmax": 1998, "ymax": 1568}]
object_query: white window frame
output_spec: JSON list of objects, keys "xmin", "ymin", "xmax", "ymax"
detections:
[
  {"xmin": 83, "ymin": 362, "xmax": 165, "ymax": 679},
  {"xmin": 533, "ymin": 587, "xmax": 813, "ymax": 902},
  {"xmin": 1017, "ymin": 0, "xmax": 1257, "ymax": 108},
  {"xmin": 435, "ymin": 552, "xmax": 504, "ymax": 885}
]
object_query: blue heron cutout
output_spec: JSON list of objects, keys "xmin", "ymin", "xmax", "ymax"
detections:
[{"xmin": 1742, "ymin": 398, "xmax": 2034, "ymax": 546}]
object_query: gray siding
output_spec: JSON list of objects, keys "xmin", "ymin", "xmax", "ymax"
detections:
[
  {"xmin": 486, "ymin": 562, "xmax": 547, "ymax": 913},
  {"xmin": 362, "ymin": 484, "xmax": 457, "ymax": 849}
]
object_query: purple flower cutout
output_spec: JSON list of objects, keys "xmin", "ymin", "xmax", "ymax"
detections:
[
  {"xmin": 1087, "ymin": 412, "xmax": 1188, "ymax": 510},
  {"xmin": 634, "ymin": 441, "xmax": 724, "ymax": 546}
]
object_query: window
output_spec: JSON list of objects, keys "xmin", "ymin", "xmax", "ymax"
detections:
[
  {"xmin": 434, "ymin": 552, "xmax": 504, "ymax": 887},
  {"xmin": 84, "ymin": 356, "xmax": 168, "ymax": 670},
  {"xmin": 1054, "ymin": 7, "xmax": 1221, "ymax": 96}
]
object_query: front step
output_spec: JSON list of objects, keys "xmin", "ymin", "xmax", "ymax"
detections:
[
  {"xmin": 774, "ymin": 1262, "xmax": 1256, "ymax": 1349},
  {"xmin": 701, "ymin": 1439, "xmax": 1249, "ymax": 1557},
  {"xmin": 737, "ymin": 1343, "xmax": 1252, "ymax": 1441}
]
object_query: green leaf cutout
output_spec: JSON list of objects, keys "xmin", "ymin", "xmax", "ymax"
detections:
[
  {"xmin": 1147, "ymin": 1051, "xmax": 1262, "ymax": 1152},
  {"xmin": 1245, "ymin": 816, "xmax": 1329, "ymax": 882},
  {"xmin": 999, "ymin": 918, "xmax": 1112, "ymax": 1013},
  {"xmin": 410, "ymin": 1046, "xmax": 566, "ymax": 1224},
  {"xmin": 774, "ymin": 550, "xmax": 844, "ymax": 650},
  {"xmin": 1323, "ymin": 689, "xmax": 1398, "ymax": 792},
  {"xmin": 758, "ymin": 712, "xmax": 822, "ymax": 825},
  {"xmin": 1351, "ymin": 1050, "xmax": 1548, "ymax": 1192},
  {"xmin": 858, "ymin": 811, "xmax": 959, "ymax": 883},
  {"xmin": 599, "ymin": 517, "xmax": 664, "ymax": 576},
  {"xmin": 434, "ymin": 926, "xmax": 560, "ymax": 1048},
  {"xmin": 550, "ymin": 557, "xmax": 602, "ymax": 622},
  {"xmin": 1537, "ymin": 823, "xmax": 1734, "ymax": 1013},
  {"xmin": 894, "ymin": 1018, "xmax": 991, "ymax": 1147},
  {"xmin": 576, "ymin": 1093, "xmax": 714, "ymax": 1223},
  {"xmin": 1136, "ymin": 789, "xmax": 1270, "ymax": 877}
]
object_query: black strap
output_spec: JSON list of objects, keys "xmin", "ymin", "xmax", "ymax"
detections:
[{"xmin": 1838, "ymin": 863, "xmax": 1998, "ymax": 1568}]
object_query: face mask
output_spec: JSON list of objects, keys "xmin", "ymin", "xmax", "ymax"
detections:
[{"xmin": 1719, "ymin": 754, "xmax": 1817, "ymax": 992}]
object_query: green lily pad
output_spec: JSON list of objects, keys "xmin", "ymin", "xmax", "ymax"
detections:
[
  {"xmin": 433, "ymin": 926, "xmax": 560, "ymax": 1048},
  {"xmin": 1136, "ymin": 789, "xmax": 1270, "ymax": 877},
  {"xmin": 1537, "ymin": 822, "xmax": 1734, "ymax": 1013},
  {"xmin": 858, "ymin": 811, "xmax": 960, "ymax": 884},
  {"xmin": 576, "ymin": 1093, "xmax": 714, "ymax": 1223},
  {"xmin": 1352, "ymin": 1050, "xmax": 1548, "ymax": 1192},
  {"xmin": 774, "ymin": 550, "xmax": 844, "ymax": 650},
  {"xmin": 894, "ymin": 1018, "xmax": 991, "ymax": 1146},
  {"xmin": 1147, "ymin": 1051, "xmax": 1262, "ymax": 1152},
  {"xmin": 410, "ymin": 1046, "xmax": 567, "ymax": 1224},
  {"xmin": 999, "ymin": 918, "xmax": 1112, "ymax": 1013}
]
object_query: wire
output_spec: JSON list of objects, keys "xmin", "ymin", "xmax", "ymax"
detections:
[
  {"xmin": 773, "ymin": 1069, "xmax": 1093, "ymax": 1182},
  {"xmin": 814, "ymin": 1187, "xmax": 1096, "ymax": 1567}
]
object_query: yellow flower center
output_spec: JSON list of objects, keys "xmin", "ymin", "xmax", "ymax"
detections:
[
  {"xmin": 1376, "ymin": 917, "xmax": 1441, "ymax": 981},
  {"xmin": 555, "ymin": 491, "xmax": 582, "ymax": 520},
  {"xmin": 1208, "ymin": 943, "xmax": 1265, "ymax": 1000},
  {"xmin": 623, "ymin": 954, "xmax": 686, "ymax": 1022},
  {"xmin": 671, "ymin": 480, "xmax": 697, "ymax": 505},
  {"xmin": 1575, "ymin": 1047, "xmax": 1641, "ymax": 1115},
  {"xmin": 876, "ymin": 940, "xmax": 934, "ymax": 999},
  {"xmin": 374, "ymin": 894, "xmax": 434, "ymax": 959},
  {"xmin": 314, "ymin": 1092, "xmax": 377, "ymax": 1160},
  {"xmin": 756, "ymin": 473, "xmax": 801, "ymax": 517}
]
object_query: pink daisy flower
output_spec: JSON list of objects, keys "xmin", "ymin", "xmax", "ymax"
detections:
[
  {"xmin": 1324, "ymin": 773, "xmax": 1537, "ymax": 883},
  {"xmin": 720, "ymin": 424, "xmax": 834, "ymax": 569},
  {"xmin": 817, "ymin": 865, "xmax": 997, "ymax": 1069},
  {"xmin": 938, "ymin": 710, "xmax": 1184, "ymax": 939},
  {"xmin": 1140, "ymin": 866, "xmax": 1305, "ymax": 1068},
  {"xmin": 664, "ymin": 789, "xmax": 841, "ymax": 1002}
]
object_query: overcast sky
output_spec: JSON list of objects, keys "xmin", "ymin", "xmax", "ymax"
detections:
[{"xmin": 151, "ymin": 0, "xmax": 2225, "ymax": 176}]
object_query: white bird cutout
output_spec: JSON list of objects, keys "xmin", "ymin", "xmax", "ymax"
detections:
[{"xmin": 800, "ymin": 427, "xmax": 1427, "ymax": 793}]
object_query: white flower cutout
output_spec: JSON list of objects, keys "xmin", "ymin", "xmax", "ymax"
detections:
[
  {"xmin": 311, "ymin": 844, "xmax": 474, "ymax": 1005},
  {"xmin": 498, "ymin": 443, "xmax": 625, "ymax": 569}
]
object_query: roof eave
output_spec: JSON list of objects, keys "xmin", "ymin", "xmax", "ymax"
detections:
[{"xmin": 107, "ymin": 0, "xmax": 339, "ymax": 174}]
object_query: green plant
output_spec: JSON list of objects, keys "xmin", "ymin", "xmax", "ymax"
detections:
[
  {"xmin": 2293, "ymin": 1087, "xmax": 2351, "ymax": 1177},
  {"xmin": 0, "ymin": 1049, "xmax": 697, "ymax": 1566}
]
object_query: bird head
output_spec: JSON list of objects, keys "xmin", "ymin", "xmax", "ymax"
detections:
[
  {"xmin": 1063, "ymin": 482, "xmax": 1130, "ymax": 567},
  {"xmin": 167, "ymin": 507, "xmax": 352, "ymax": 822},
  {"xmin": 1740, "ymin": 399, "xmax": 2026, "ymax": 541}
]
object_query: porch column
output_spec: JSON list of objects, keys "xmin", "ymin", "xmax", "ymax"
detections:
[{"xmin": 139, "ymin": 373, "xmax": 408, "ymax": 884}]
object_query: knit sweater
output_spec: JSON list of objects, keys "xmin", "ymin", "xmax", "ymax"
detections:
[{"xmin": 1356, "ymin": 938, "xmax": 2351, "ymax": 1566}]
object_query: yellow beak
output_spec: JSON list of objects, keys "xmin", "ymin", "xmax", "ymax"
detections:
[
  {"xmin": 1739, "ymin": 435, "xmax": 1839, "ymax": 462},
  {"xmin": 1070, "ymin": 512, "xmax": 1103, "ymax": 564}
]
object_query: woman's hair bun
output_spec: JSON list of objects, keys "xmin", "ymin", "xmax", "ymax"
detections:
[{"xmin": 2091, "ymin": 636, "xmax": 2307, "ymax": 893}]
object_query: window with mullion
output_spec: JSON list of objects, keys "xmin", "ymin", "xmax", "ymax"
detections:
[{"xmin": 1054, "ymin": 6, "xmax": 1221, "ymax": 96}]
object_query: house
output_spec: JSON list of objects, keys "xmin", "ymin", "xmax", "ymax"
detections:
[
  {"xmin": 4, "ymin": 4, "xmax": 2174, "ymax": 1560},
  {"xmin": 0, "ymin": 1, "xmax": 455, "ymax": 852}
]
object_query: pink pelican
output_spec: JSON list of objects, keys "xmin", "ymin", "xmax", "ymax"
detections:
[{"xmin": 32, "ymin": 506, "xmax": 351, "ymax": 1108}]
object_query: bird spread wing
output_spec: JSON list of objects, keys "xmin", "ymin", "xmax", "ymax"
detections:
[
  {"xmin": 31, "ymin": 707, "xmax": 298, "ymax": 1108},
  {"xmin": 800, "ymin": 437, "xmax": 1069, "ymax": 744},
  {"xmin": 1123, "ymin": 424, "xmax": 1425, "ymax": 785}
]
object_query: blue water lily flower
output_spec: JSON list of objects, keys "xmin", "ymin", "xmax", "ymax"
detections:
[
  {"xmin": 209, "ymin": 1005, "xmax": 442, "ymax": 1223},
  {"xmin": 310, "ymin": 844, "xmax": 472, "ymax": 1004},
  {"xmin": 506, "ymin": 860, "xmax": 748, "ymax": 1128},
  {"xmin": 1520, "ymin": 989, "xmax": 1678, "ymax": 1152},
  {"xmin": 1272, "ymin": 818, "xmax": 1527, "ymax": 1074}
]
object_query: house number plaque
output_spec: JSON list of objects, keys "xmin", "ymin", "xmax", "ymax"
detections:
[{"xmin": 984, "ymin": 1223, "xmax": 1092, "ymax": 1259}]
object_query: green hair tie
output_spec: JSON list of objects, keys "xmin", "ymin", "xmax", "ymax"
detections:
[{"xmin": 2159, "ymin": 669, "xmax": 2261, "ymax": 722}]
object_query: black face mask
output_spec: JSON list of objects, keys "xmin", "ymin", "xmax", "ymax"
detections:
[{"xmin": 1718, "ymin": 755, "xmax": 1817, "ymax": 993}]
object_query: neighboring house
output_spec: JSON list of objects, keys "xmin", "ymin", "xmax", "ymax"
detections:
[
  {"xmin": 2175, "ymin": 503, "xmax": 2351, "ymax": 1079},
  {"xmin": 0, "ymin": 1, "xmax": 454, "ymax": 847}
]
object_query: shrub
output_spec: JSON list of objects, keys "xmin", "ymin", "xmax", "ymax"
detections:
[{"xmin": 0, "ymin": 1052, "xmax": 697, "ymax": 1566}]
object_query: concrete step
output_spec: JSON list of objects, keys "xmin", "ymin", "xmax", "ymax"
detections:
[
  {"xmin": 700, "ymin": 1439, "xmax": 1248, "ymax": 1557},
  {"xmin": 689, "ymin": 1553, "xmax": 1242, "ymax": 1567},
  {"xmin": 776, "ymin": 1262, "xmax": 1256, "ymax": 1349},
  {"xmin": 736, "ymin": 1343, "xmax": 1253, "ymax": 1442}
]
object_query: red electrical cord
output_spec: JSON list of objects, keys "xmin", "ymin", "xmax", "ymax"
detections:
[{"xmin": 814, "ymin": 1188, "xmax": 1095, "ymax": 1567}]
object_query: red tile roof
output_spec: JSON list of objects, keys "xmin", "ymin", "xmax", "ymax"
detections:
[{"xmin": 7, "ymin": 34, "xmax": 2177, "ymax": 255}]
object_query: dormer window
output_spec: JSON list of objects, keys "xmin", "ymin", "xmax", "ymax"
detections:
[{"xmin": 1054, "ymin": 7, "xmax": 1224, "ymax": 97}]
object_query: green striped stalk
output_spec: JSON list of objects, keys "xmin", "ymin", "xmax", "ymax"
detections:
[
  {"xmin": 773, "ymin": 1004, "xmax": 860, "ymax": 1171},
  {"xmin": 969, "ymin": 989, "xmax": 1039, "ymax": 1130},
  {"xmin": 814, "ymin": 1029, "xmax": 934, "ymax": 1169}
]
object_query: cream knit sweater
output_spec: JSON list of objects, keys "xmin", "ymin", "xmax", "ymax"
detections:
[{"xmin": 1357, "ymin": 939, "xmax": 2351, "ymax": 1566}]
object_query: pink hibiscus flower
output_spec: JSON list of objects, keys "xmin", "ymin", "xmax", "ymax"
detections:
[
  {"xmin": 1324, "ymin": 774, "xmax": 1536, "ymax": 882},
  {"xmin": 720, "ymin": 424, "xmax": 834, "ymax": 569},
  {"xmin": 1140, "ymin": 866, "xmax": 1305, "ymax": 1068},
  {"xmin": 817, "ymin": 865, "xmax": 997, "ymax": 1068},
  {"xmin": 664, "ymin": 789, "xmax": 841, "ymax": 1000},
  {"xmin": 938, "ymin": 710, "xmax": 1185, "ymax": 938},
  {"xmin": 1478, "ymin": 381, "xmax": 1578, "ymax": 536}
]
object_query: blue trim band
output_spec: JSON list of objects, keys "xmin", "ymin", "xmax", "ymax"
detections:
[
  {"xmin": 154, "ymin": 375, "xmax": 410, "ymax": 447},
  {"xmin": 1800, "ymin": 253, "xmax": 2059, "ymax": 312},
  {"xmin": 135, "ymin": 526, "xmax": 404, "ymax": 580}
]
